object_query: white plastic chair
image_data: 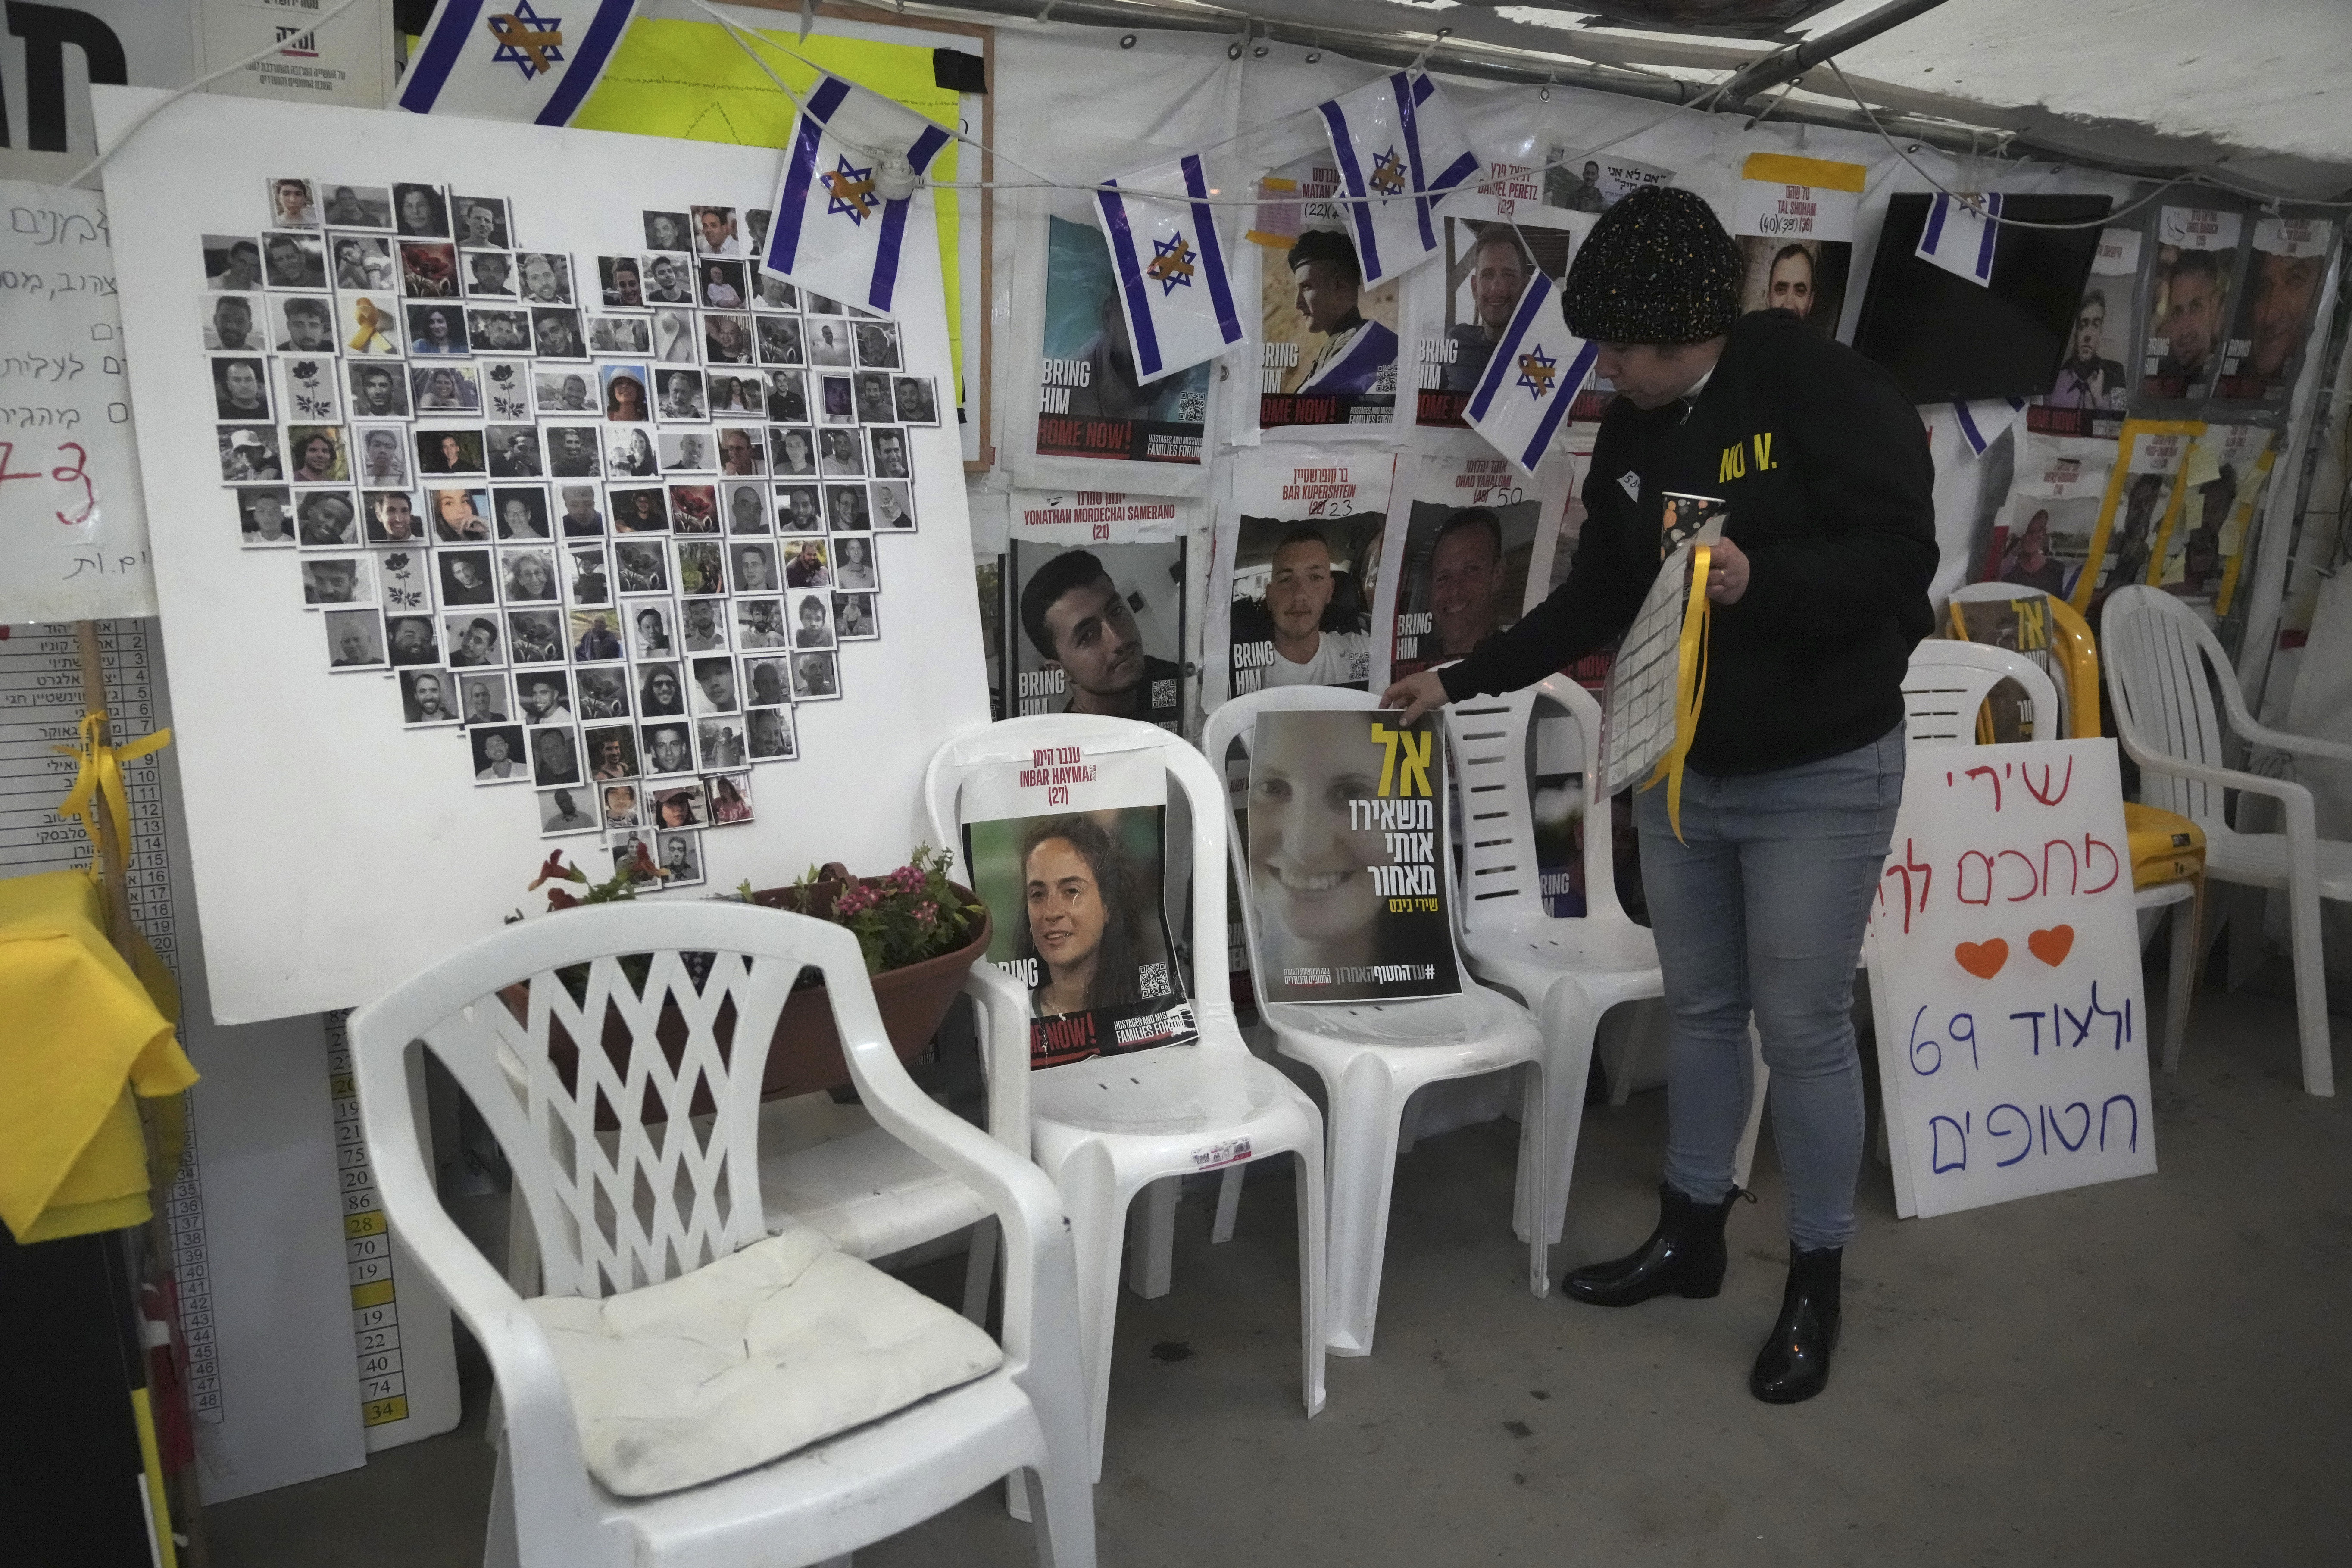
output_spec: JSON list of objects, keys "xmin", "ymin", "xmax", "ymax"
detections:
[
  {"xmin": 924, "ymin": 715, "xmax": 1327, "ymax": 1479},
  {"xmin": 1947, "ymin": 580, "xmax": 2081, "ymax": 739},
  {"xmin": 1901, "ymin": 637, "xmax": 2057, "ymax": 745},
  {"xmin": 348, "ymin": 902, "xmax": 1095, "ymax": 1568},
  {"xmin": 1446, "ymin": 676, "xmax": 1770, "ymax": 1204},
  {"xmin": 755, "ymin": 961, "xmax": 1032, "ymax": 1321},
  {"xmin": 1201, "ymin": 686, "xmax": 1546, "ymax": 1356},
  {"xmin": 503, "ymin": 964, "xmax": 1027, "ymax": 1326},
  {"xmin": 2103, "ymin": 586, "xmax": 2352, "ymax": 1096}
]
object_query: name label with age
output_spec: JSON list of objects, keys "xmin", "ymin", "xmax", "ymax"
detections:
[
  {"xmin": 0, "ymin": 178, "xmax": 155, "ymax": 622},
  {"xmin": 1865, "ymin": 739, "xmax": 2156, "ymax": 1218}
]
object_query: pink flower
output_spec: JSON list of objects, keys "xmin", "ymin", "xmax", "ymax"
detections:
[{"xmin": 912, "ymin": 900, "xmax": 937, "ymax": 928}]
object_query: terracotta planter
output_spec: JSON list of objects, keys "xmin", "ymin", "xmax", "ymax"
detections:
[
  {"xmin": 511, "ymin": 878, "xmax": 991, "ymax": 1128},
  {"xmin": 747, "ymin": 876, "xmax": 993, "ymax": 1100}
]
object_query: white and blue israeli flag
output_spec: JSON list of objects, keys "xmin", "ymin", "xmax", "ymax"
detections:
[
  {"xmin": 397, "ymin": 0, "xmax": 636, "ymax": 125},
  {"xmin": 760, "ymin": 75, "xmax": 953, "ymax": 315},
  {"xmin": 1313, "ymin": 69, "xmax": 1479, "ymax": 287},
  {"xmin": 1464, "ymin": 270, "xmax": 1598, "ymax": 476},
  {"xmin": 1915, "ymin": 191, "xmax": 2004, "ymax": 287},
  {"xmin": 1951, "ymin": 395, "xmax": 2027, "ymax": 457},
  {"xmin": 1093, "ymin": 152, "xmax": 1244, "ymax": 385}
]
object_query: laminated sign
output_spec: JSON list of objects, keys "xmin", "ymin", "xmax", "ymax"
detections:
[
  {"xmin": 959, "ymin": 742, "xmax": 1197, "ymax": 1068},
  {"xmin": 1864, "ymin": 740, "xmax": 2155, "ymax": 1218},
  {"xmin": 1599, "ymin": 508, "xmax": 1721, "ymax": 834},
  {"xmin": 1731, "ymin": 153, "xmax": 1862, "ymax": 338},
  {"xmin": 1243, "ymin": 709, "xmax": 1461, "ymax": 1005}
]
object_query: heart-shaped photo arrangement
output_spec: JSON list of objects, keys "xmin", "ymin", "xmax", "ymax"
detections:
[{"xmin": 203, "ymin": 179, "xmax": 939, "ymax": 886}]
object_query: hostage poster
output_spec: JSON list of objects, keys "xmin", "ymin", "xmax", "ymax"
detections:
[
  {"xmin": 2074, "ymin": 419, "xmax": 2199, "ymax": 612},
  {"xmin": 1243, "ymin": 709, "xmax": 1460, "ymax": 1005},
  {"xmin": 2031, "ymin": 226, "xmax": 2142, "ymax": 437},
  {"xmin": 2149, "ymin": 422, "xmax": 2274, "ymax": 614},
  {"xmin": 960, "ymin": 743, "xmax": 1197, "ymax": 1068},
  {"xmin": 1036, "ymin": 216, "xmax": 1212, "ymax": 465},
  {"xmin": 2138, "ymin": 206, "xmax": 2246, "ymax": 404},
  {"xmin": 1006, "ymin": 535, "xmax": 1187, "ymax": 731},
  {"xmin": 1377, "ymin": 450, "xmax": 1560, "ymax": 682},
  {"xmin": 1253, "ymin": 156, "xmax": 1401, "ymax": 430},
  {"xmin": 1412, "ymin": 208, "xmax": 1592, "ymax": 430},
  {"xmin": 1212, "ymin": 449, "xmax": 1395, "ymax": 708},
  {"xmin": 1976, "ymin": 428, "xmax": 2118, "ymax": 603},
  {"xmin": 1731, "ymin": 153, "xmax": 1862, "ymax": 339},
  {"xmin": 2215, "ymin": 216, "xmax": 2334, "ymax": 407}
]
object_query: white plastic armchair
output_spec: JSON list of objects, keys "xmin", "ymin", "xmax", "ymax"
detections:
[
  {"xmin": 754, "ymin": 958, "xmax": 1033, "ymax": 1321},
  {"xmin": 347, "ymin": 901, "xmax": 1096, "ymax": 1568},
  {"xmin": 2102, "ymin": 585, "xmax": 2352, "ymax": 1096},
  {"xmin": 1203, "ymin": 685, "xmax": 1546, "ymax": 1356},
  {"xmin": 1443, "ymin": 678, "xmax": 1771, "ymax": 1224},
  {"xmin": 924, "ymin": 714, "xmax": 1327, "ymax": 1480},
  {"xmin": 1900, "ymin": 637, "xmax": 2059, "ymax": 745}
]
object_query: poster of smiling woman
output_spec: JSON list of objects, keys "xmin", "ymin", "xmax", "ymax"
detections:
[
  {"xmin": 959, "ymin": 744, "xmax": 1197, "ymax": 1068},
  {"xmin": 1243, "ymin": 709, "xmax": 1460, "ymax": 1005}
]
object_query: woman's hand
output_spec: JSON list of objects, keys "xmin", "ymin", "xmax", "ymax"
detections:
[
  {"xmin": 1706, "ymin": 537, "xmax": 1751, "ymax": 604},
  {"xmin": 1380, "ymin": 670, "xmax": 1452, "ymax": 726}
]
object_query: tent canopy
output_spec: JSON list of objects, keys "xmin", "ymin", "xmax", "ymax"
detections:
[{"xmin": 931, "ymin": 0, "xmax": 2352, "ymax": 200}]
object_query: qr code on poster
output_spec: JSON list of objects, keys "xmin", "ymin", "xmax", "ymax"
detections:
[
  {"xmin": 1151, "ymin": 678, "xmax": 1178, "ymax": 710},
  {"xmin": 1139, "ymin": 961, "xmax": 1172, "ymax": 999}
]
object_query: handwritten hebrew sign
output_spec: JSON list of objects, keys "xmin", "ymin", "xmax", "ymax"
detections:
[
  {"xmin": 1865, "ymin": 739, "xmax": 2156, "ymax": 1218},
  {"xmin": 0, "ymin": 177, "xmax": 155, "ymax": 622}
]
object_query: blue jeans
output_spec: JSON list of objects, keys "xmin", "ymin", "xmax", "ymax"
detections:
[{"xmin": 1633, "ymin": 727, "xmax": 1905, "ymax": 1252}]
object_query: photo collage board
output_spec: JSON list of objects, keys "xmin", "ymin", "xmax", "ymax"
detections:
[{"xmin": 203, "ymin": 178, "xmax": 942, "ymax": 884}]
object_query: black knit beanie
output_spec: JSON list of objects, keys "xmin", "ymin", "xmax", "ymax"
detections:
[{"xmin": 1560, "ymin": 185, "xmax": 1743, "ymax": 345}]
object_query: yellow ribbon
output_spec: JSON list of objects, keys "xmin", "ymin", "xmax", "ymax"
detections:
[
  {"xmin": 53, "ymin": 712, "xmax": 172, "ymax": 885},
  {"xmin": 349, "ymin": 299, "xmax": 393, "ymax": 353},
  {"xmin": 1640, "ymin": 543, "xmax": 1713, "ymax": 843}
]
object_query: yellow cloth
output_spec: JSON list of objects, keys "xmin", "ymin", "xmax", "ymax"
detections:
[
  {"xmin": 0, "ymin": 871, "xmax": 196, "ymax": 1243},
  {"xmin": 2125, "ymin": 801, "xmax": 2205, "ymax": 890}
]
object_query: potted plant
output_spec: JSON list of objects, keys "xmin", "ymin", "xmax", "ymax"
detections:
[{"xmin": 517, "ymin": 842, "xmax": 991, "ymax": 1108}]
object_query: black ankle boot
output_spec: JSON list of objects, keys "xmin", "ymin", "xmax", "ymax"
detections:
[
  {"xmin": 1749, "ymin": 1244, "xmax": 1842, "ymax": 1404},
  {"xmin": 1563, "ymin": 1182, "xmax": 1743, "ymax": 1307}
]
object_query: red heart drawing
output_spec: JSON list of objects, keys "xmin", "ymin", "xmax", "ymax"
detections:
[
  {"xmin": 2028, "ymin": 925, "xmax": 2075, "ymax": 967},
  {"xmin": 1954, "ymin": 939, "xmax": 2008, "ymax": 979}
]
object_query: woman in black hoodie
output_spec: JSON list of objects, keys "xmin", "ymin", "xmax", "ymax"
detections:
[{"xmin": 1387, "ymin": 186, "xmax": 1937, "ymax": 1404}]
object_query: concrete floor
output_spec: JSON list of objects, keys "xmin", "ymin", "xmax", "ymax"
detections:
[{"xmin": 203, "ymin": 975, "xmax": 2351, "ymax": 1568}]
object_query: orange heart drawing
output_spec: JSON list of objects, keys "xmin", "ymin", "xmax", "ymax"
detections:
[
  {"xmin": 1954, "ymin": 939, "xmax": 2008, "ymax": 979},
  {"xmin": 2028, "ymin": 925, "xmax": 2075, "ymax": 967}
]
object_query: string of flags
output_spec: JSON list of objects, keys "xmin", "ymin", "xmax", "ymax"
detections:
[
  {"xmin": 1463, "ymin": 271, "xmax": 1600, "ymax": 477},
  {"xmin": 1093, "ymin": 153, "xmax": 1247, "ymax": 387},
  {"xmin": 394, "ymin": 16, "xmax": 1579, "ymax": 472},
  {"xmin": 759, "ymin": 74, "xmax": 953, "ymax": 314},
  {"xmin": 1915, "ymin": 191, "xmax": 2004, "ymax": 287},
  {"xmin": 397, "ymin": 0, "xmax": 638, "ymax": 123},
  {"xmin": 1313, "ymin": 69, "xmax": 1481, "ymax": 287}
]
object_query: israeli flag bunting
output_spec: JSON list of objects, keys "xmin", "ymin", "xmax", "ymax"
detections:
[
  {"xmin": 1465, "ymin": 270, "xmax": 1599, "ymax": 476},
  {"xmin": 1093, "ymin": 153, "xmax": 1245, "ymax": 385},
  {"xmin": 1951, "ymin": 395, "xmax": 2028, "ymax": 458},
  {"xmin": 760, "ymin": 75, "xmax": 953, "ymax": 315},
  {"xmin": 1915, "ymin": 191, "xmax": 2004, "ymax": 287},
  {"xmin": 397, "ymin": 0, "xmax": 637, "ymax": 125},
  {"xmin": 1313, "ymin": 69, "xmax": 1479, "ymax": 286}
]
